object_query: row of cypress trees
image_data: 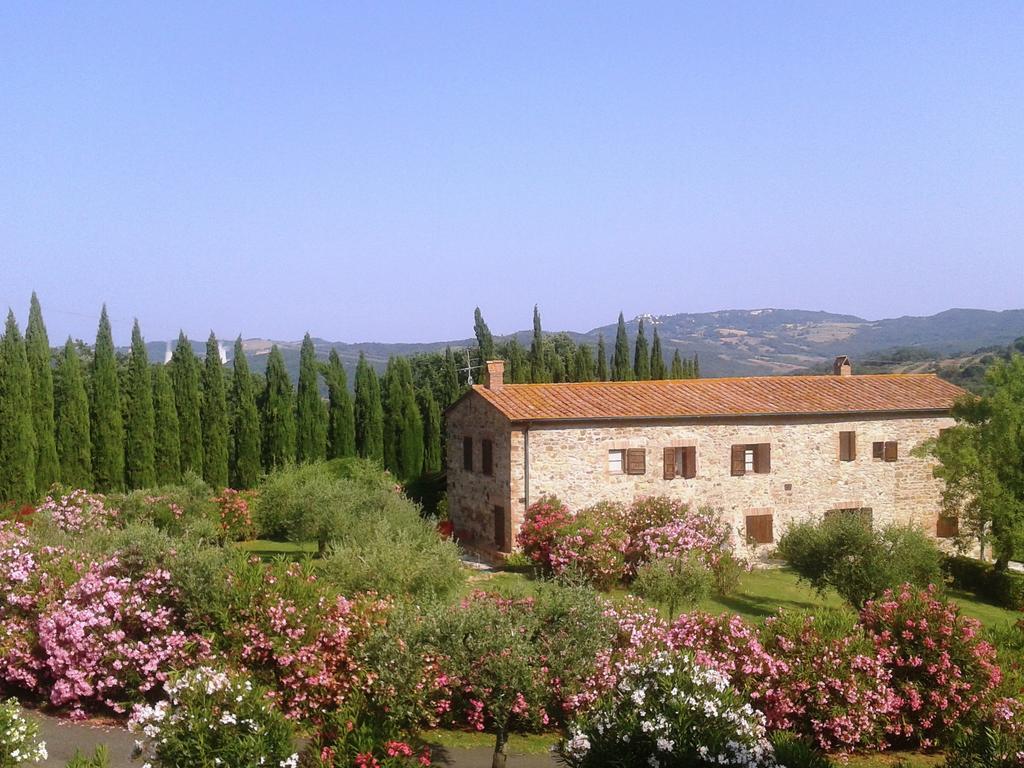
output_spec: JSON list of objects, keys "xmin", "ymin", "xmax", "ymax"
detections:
[
  {"xmin": 0, "ymin": 296, "xmax": 445, "ymax": 503},
  {"xmin": 473, "ymin": 306, "xmax": 700, "ymax": 384}
]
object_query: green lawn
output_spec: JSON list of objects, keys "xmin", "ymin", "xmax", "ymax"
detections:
[{"xmin": 236, "ymin": 539, "xmax": 318, "ymax": 559}]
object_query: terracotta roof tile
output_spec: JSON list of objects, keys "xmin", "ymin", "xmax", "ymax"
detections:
[{"xmin": 470, "ymin": 374, "xmax": 964, "ymax": 422}]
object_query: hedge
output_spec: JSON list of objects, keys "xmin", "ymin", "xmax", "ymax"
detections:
[{"xmin": 943, "ymin": 555, "xmax": 1024, "ymax": 610}]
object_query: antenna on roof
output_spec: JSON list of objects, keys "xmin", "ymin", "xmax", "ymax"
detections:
[{"xmin": 459, "ymin": 348, "xmax": 483, "ymax": 386}]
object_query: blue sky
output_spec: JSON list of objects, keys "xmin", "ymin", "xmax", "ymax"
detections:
[{"xmin": 1, "ymin": 2, "xmax": 1021, "ymax": 345}]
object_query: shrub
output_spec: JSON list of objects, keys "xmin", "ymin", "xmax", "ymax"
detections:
[
  {"xmin": 307, "ymin": 692, "xmax": 433, "ymax": 768},
  {"xmin": 213, "ymin": 488, "xmax": 256, "ymax": 541},
  {"xmin": 0, "ymin": 698, "xmax": 46, "ymax": 767},
  {"xmin": 944, "ymin": 697, "xmax": 1024, "ymax": 768},
  {"xmin": 777, "ymin": 516, "xmax": 943, "ymax": 608},
  {"xmin": 711, "ymin": 550, "xmax": 745, "ymax": 597},
  {"xmin": 129, "ymin": 667, "xmax": 298, "ymax": 768},
  {"xmin": 860, "ymin": 584, "xmax": 1003, "ymax": 747},
  {"xmin": 559, "ymin": 652, "xmax": 775, "ymax": 768},
  {"xmin": 516, "ymin": 495, "xmax": 573, "ymax": 575},
  {"xmin": 108, "ymin": 476, "xmax": 218, "ymax": 537},
  {"xmin": 633, "ymin": 553, "xmax": 713, "ymax": 618},
  {"xmin": 549, "ymin": 505, "xmax": 629, "ymax": 589},
  {"xmin": 769, "ymin": 733, "xmax": 834, "ymax": 768},
  {"xmin": 255, "ymin": 463, "xmax": 349, "ymax": 551},
  {"xmin": 35, "ymin": 490, "xmax": 114, "ymax": 533},
  {"xmin": 945, "ymin": 556, "xmax": 1024, "ymax": 610},
  {"xmin": 64, "ymin": 746, "xmax": 109, "ymax": 768}
]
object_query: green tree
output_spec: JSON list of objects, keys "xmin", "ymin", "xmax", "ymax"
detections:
[
  {"xmin": 502, "ymin": 338, "xmax": 529, "ymax": 384},
  {"xmin": 260, "ymin": 345, "xmax": 296, "ymax": 470},
  {"xmin": 201, "ymin": 334, "xmax": 229, "ymax": 488},
  {"xmin": 529, "ymin": 305, "xmax": 547, "ymax": 383},
  {"xmin": 324, "ymin": 348, "xmax": 356, "ymax": 459},
  {"xmin": 442, "ymin": 346, "xmax": 461, "ymax": 405},
  {"xmin": 474, "ymin": 307, "xmax": 496, "ymax": 363},
  {"xmin": 670, "ymin": 349, "xmax": 684, "ymax": 379},
  {"xmin": 382, "ymin": 356, "xmax": 424, "ymax": 481},
  {"xmin": 54, "ymin": 339, "xmax": 92, "ymax": 488},
  {"xmin": 0, "ymin": 311, "xmax": 37, "ymax": 501},
  {"xmin": 573, "ymin": 344, "xmax": 595, "ymax": 382},
  {"xmin": 633, "ymin": 318, "xmax": 650, "ymax": 380},
  {"xmin": 932, "ymin": 354, "xmax": 1024, "ymax": 567},
  {"xmin": 152, "ymin": 363, "xmax": 181, "ymax": 486},
  {"xmin": 295, "ymin": 333, "xmax": 327, "ymax": 463},
  {"xmin": 420, "ymin": 388, "xmax": 443, "ymax": 473},
  {"xmin": 124, "ymin": 320, "xmax": 156, "ymax": 488},
  {"xmin": 612, "ymin": 312, "xmax": 633, "ymax": 381},
  {"xmin": 596, "ymin": 334, "xmax": 608, "ymax": 381},
  {"xmin": 25, "ymin": 293, "xmax": 59, "ymax": 492},
  {"xmin": 692, "ymin": 353, "xmax": 701, "ymax": 378},
  {"xmin": 230, "ymin": 338, "xmax": 261, "ymax": 488},
  {"xmin": 170, "ymin": 332, "xmax": 204, "ymax": 476},
  {"xmin": 650, "ymin": 326, "xmax": 667, "ymax": 380},
  {"xmin": 354, "ymin": 352, "xmax": 384, "ymax": 462},
  {"xmin": 89, "ymin": 306, "xmax": 123, "ymax": 492}
]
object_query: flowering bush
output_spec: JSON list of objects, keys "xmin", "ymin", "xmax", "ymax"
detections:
[
  {"xmin": 0, "ymin": 698, "xmax": 46, "ymax": 767},
  {"xmin": 516, "ymin": 495, "xmax": 573, "ymax": 575},
  {"xmin": 213, "ymin": 488, "xmax": 256, "ymax": 541},
  {"xmin": 36, "ymin": 490, "xmax": 114, "ymax": 533},
  {"xmin": 945, "ymin": 696, "xmax": 1024, "ymax": 768},
  {"xmin": 559, "ymin": 652, "xmax": 776, "ymax": 768},
  {"xmin": 130, "ymin": 667, "xmax": 298, "ymax": 768},
  {"xmin": 307, "ymin": 692, "xmax": 433, "ymax": 768},
  {"xmin": 860, "ymin": 584, "xmax": 1002, "ymax": 747},
  {"xmin": 549, "ymin": 506, "xmax": 629, "ymax": 589}
]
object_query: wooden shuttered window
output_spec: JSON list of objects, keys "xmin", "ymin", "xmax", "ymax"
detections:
[
  {"xmin": 754, "ymin": 443, "xmax": 771, "ymax": 474},
  {"xmin": 839, "ymin": 431, "xmax": 856, "ymax": 461},
  {"xmin": 463, "ymin": 437, "xmax": 473, "ymax": 471},
  {"xmin": 663, "ymin": 447, "xmax": 696, "ymax": 479},
  {"xmin": 731, "ymin": 444, "xmax": 770, "ymax": 475},
  {"xmin": 482, "ymin": 439, "xmax": 494, "ymax": 476},
  {"xmin": 730, "ymin": 445, "xmax": 746, "ymax": 476},
  {"xmin": 625, "ymin": 448, "xmax": 646, "ymax": 475},
  {"xmin": 936, "ymin": 516, "xmax": 959, "ymax": 539},
  {"xmin": 883, "ymin": 441, "xmax": 898, "ymax": 462},
  {"xmin": 745, "ymin": 513, "xmax": 774, "ymax": 544},
  {"xmin": 872, "ymin": 441, "xmax": 884, "ymax": 459},
  {"xmin": 493, "ymin": 506, "xmax": 506, "ymax": 551}
]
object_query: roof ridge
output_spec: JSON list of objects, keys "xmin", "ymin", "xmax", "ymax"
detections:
[{"xmin": 475, "ymin": 372, "xmax": 941, "ymax": 390}]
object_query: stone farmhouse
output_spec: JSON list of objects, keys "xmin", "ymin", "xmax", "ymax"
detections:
[{"xmin": 445, "ymin": 357, "xmax": 965, "ymax": 560}]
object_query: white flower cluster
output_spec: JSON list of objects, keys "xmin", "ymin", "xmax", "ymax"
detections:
[{"xmin": 0, "ymin": 698, "xmax": 48, "ymax": 764}]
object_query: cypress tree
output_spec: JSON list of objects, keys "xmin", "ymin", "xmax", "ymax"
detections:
[
  {"xmin": 0, "ymin": 311, "xmax": 37, "ymax": 501},
  {"xmin": 325, "ymin": 348, "xmax": 356, "ymax": 459},
  {"xmin": 54, "ymin": 339, "xmax": 92, "ymax": 487},
  {"xmin": 473, "ymin": 307, "xmax": 495, "ymax": 362},
  {"xmin": 231, "ymin": 338, "xmax": 261, "ymax": 487},
  {"xmin": 201, "ymin": 333, "xmax": 229, "ymax": 488},
  {"xmin": 260, "ymin": 345, "xmax": 296, "ymax": 470},
  {"xmin": 574, "ymin": 345, "xmax": 595, "ymax": 382},
  {"xmin": 295, "ymin": 333, "xmax": 327, "ymax": 463},
  {"xmin": 692, "ymin": 353, "xmax": 701, "ymax": 378},
  {"xmin": 670, "ymin": 349, "xmax": 684, "ymax": 379},
  {"xmin": 382, "ymin": 357, "xmax": 424, "ymax": 481},
  {"xmin": 124, "ymin": 320, "xmax": 156, "ymax": 488},
  {"xmin": 633, "ymin": 318, "xmax": 651, "ymax": 380},
  {"xmin": 152, "ymin": 363, "xmax": 181, "ymax": 485},
  {"xmin": 597, "ymin": 334, "xmax": 609, "ymax": 381},
  {"xmin": 441, "ymin": 347, "xmax": 461, "ymax": 406},
  {"xmin": 529, "ymin": 305, "xmax": 547, "ymax": 383},
  {"xmin": 171, "ymin": 333, "xmax": 204, "ymax": 476},
  {"xmin": 25, "ymin": 293, "xmax": 59, "ymax": 492},
  {"xmin": 89, "ymin": 306, "xmax": 123, "ymax": 492},
  {"xmin": 354, "ymin": 352, "xmax": 384, "ymax": 462},
  {"xmin": 420, "ymin": 388, "xmax": 442, "ymax": 473},
  {"xmin": 650, "ymin": 326, "xmax": 667, "ymax": 380},
  {"xmin": 612, "ymin": 313, "xmax": 633, "ymax": 381}
]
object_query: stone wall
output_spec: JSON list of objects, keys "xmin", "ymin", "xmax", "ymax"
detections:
[{"xmin": 447, "ymin": 389, "xmax": 955, "ymax": 558}]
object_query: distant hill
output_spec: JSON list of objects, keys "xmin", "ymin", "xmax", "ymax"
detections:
[{"xmin": 134, "ymin": 307, "xmax": 1024, "ymax": 383}]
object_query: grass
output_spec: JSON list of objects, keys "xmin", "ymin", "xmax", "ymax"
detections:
[
  {"xmin": 235, "ymin": 539, "xmax": 318, "ymax": 560},
  {"xmin": 425, "ymin": 728, "xmax": 557, "ymax": 755}
]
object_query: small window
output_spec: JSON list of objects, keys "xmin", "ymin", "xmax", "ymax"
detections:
[
  {"xmin": 839, "ymin": 431, "xmax": 856, "ymax": 462},
  {"xmin": 937, "ymin": 516, "xmax": 959, "ymax": 539},
  {"xmin": 482, "ymin": 439, "xmax": 494, "ymax": 476},
  {"xmin": 731, "ymin": 443, "xmax": 770, "ymax": 475},
  {"xmin": 463, "ymin": 437, "xmax": 473, "ymax": 471},
  {"xmin": 608, "ymin": 449, "xmax": 625, "ymax": 474},
  {"xmin": 663, "ymin": 446, "xmax": 697, "ymax": 479},
  {"xmin": 493, "ymin": 506, "xmax": 506, "ymax": 551},
  {"xmin": 872, "ymin": 441, "xmax": 898, "ymax": 462},
  {"xmin": 745, "ymin": 513, "xmax": 774, "ymax": 544},
  {"xmin": 625, "ymin": 448, "xmax": 647, "ymax": 475}
]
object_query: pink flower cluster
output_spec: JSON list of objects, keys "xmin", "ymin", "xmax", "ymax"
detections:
[{"xmin": 36, "ymin": 490, "xmax": 115, "ymax": 533}]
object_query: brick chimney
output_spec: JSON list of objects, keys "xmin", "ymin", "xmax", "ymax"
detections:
[
  {"xmin": 833, "ymin": 355, "xmax": 852, "ymax": 376},
  {"xmin": 485, "ymin": 360, "xmax": 505, "ymax": 392}
]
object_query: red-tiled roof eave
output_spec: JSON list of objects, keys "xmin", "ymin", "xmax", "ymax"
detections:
[{"xmin": 499, "ymin": 407, "xmax": 956, "ymax": 426}]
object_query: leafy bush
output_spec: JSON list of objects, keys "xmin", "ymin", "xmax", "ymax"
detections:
[
  {"xmin": 559, "ymin": 652, "xmax": 775, "ymax": 768},
  {"xmin": 633, "ymin": 554, "xmax": 713, "ymax": 618},
  {"xmin": 516, "ymin": 495, "xmax": 573, "ymax": 575},
  {"xmin": 108, "ymin": 475, "xmax": 218, "ymax": 537},
  {"xmin": 35, "ymin": 489, "xmax": 114, "ymax": 533},
  {"xmin": 130, "ymin": 668, "xmax": 298, "ymax": 768},
  {"xmin": 945, "ymin": 555, "xmax": 1024, "ymax": 610},
  {"xmin": 64, "ymin": 746, "xmax": 109, "ymax": 768},
  {"xmin": 549, "ymin": 505, "xmax": 629, "ymax": 589},
  {"xmin": 0, "ymin": 698, "xmax": 46, "ymax": 766},
  {"xmin": 254, "ymin": 463, "xmax": 350, "ymax": 551},
  {"xmin": 777, "ymin": 515, "xmax": 943, "ymax": 608},
  {"xmin": 860, "ymin": 584, "xmax": 1002, "ymax": 747},
  {"xmin": 212, "ymin": 488, "xmax": 256, "ymax": 541},
  {"xmin": 944, "ymin": 697, "xmax": 1024, "ymax": 768},
  {"xmin": 769, "ymin": 732, "xmax": 833, "ymax": 768}
]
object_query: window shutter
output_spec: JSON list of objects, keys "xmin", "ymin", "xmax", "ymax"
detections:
[
  {"xmin": 755, "ymin": 443, "xmax": 771, "ymax": 473},
  {"xmin": 482, "ymin": 439, "xmax": 494, "ymax": 476},
  {"xmin": 730, "ymin": 445, "xmax": 745, "ymax": 476},
  {"xmin": 884, "ymin": 441, "xmax": 898, "ymax": 462},
  {"xmin": 663, "ymin": 447, "xmax": 676, "ymax": 480},
  {"xmin": 872, "ymin": 441, "xmax": 884, "ymax": 459},
  {"xmin": 840, "ymin": 431, "xmax": 856, "ymax": 461},
  {"xmin": 626, "ymin": 448, "xmax": 646, "ymax": 475},
  {"xmin": 745, "ymin": 514, "xmax": 774, "ymax": 544},
  {"xmin": 937, "ymin": 516, "xmax": 958, "ymax": 538},
  {"xmin": 684, "ymin": 447, "xmax": 697, "ymax": 479}
]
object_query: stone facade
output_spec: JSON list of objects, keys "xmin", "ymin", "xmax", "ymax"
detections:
[{"xmin": 447, "ymin": 390, "xmax": 954, "ymax": 559}]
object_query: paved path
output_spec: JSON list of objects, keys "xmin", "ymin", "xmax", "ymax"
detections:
[{"xmin": 25, "ymin": 709, "xmax": 558, "ymax": 768}]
